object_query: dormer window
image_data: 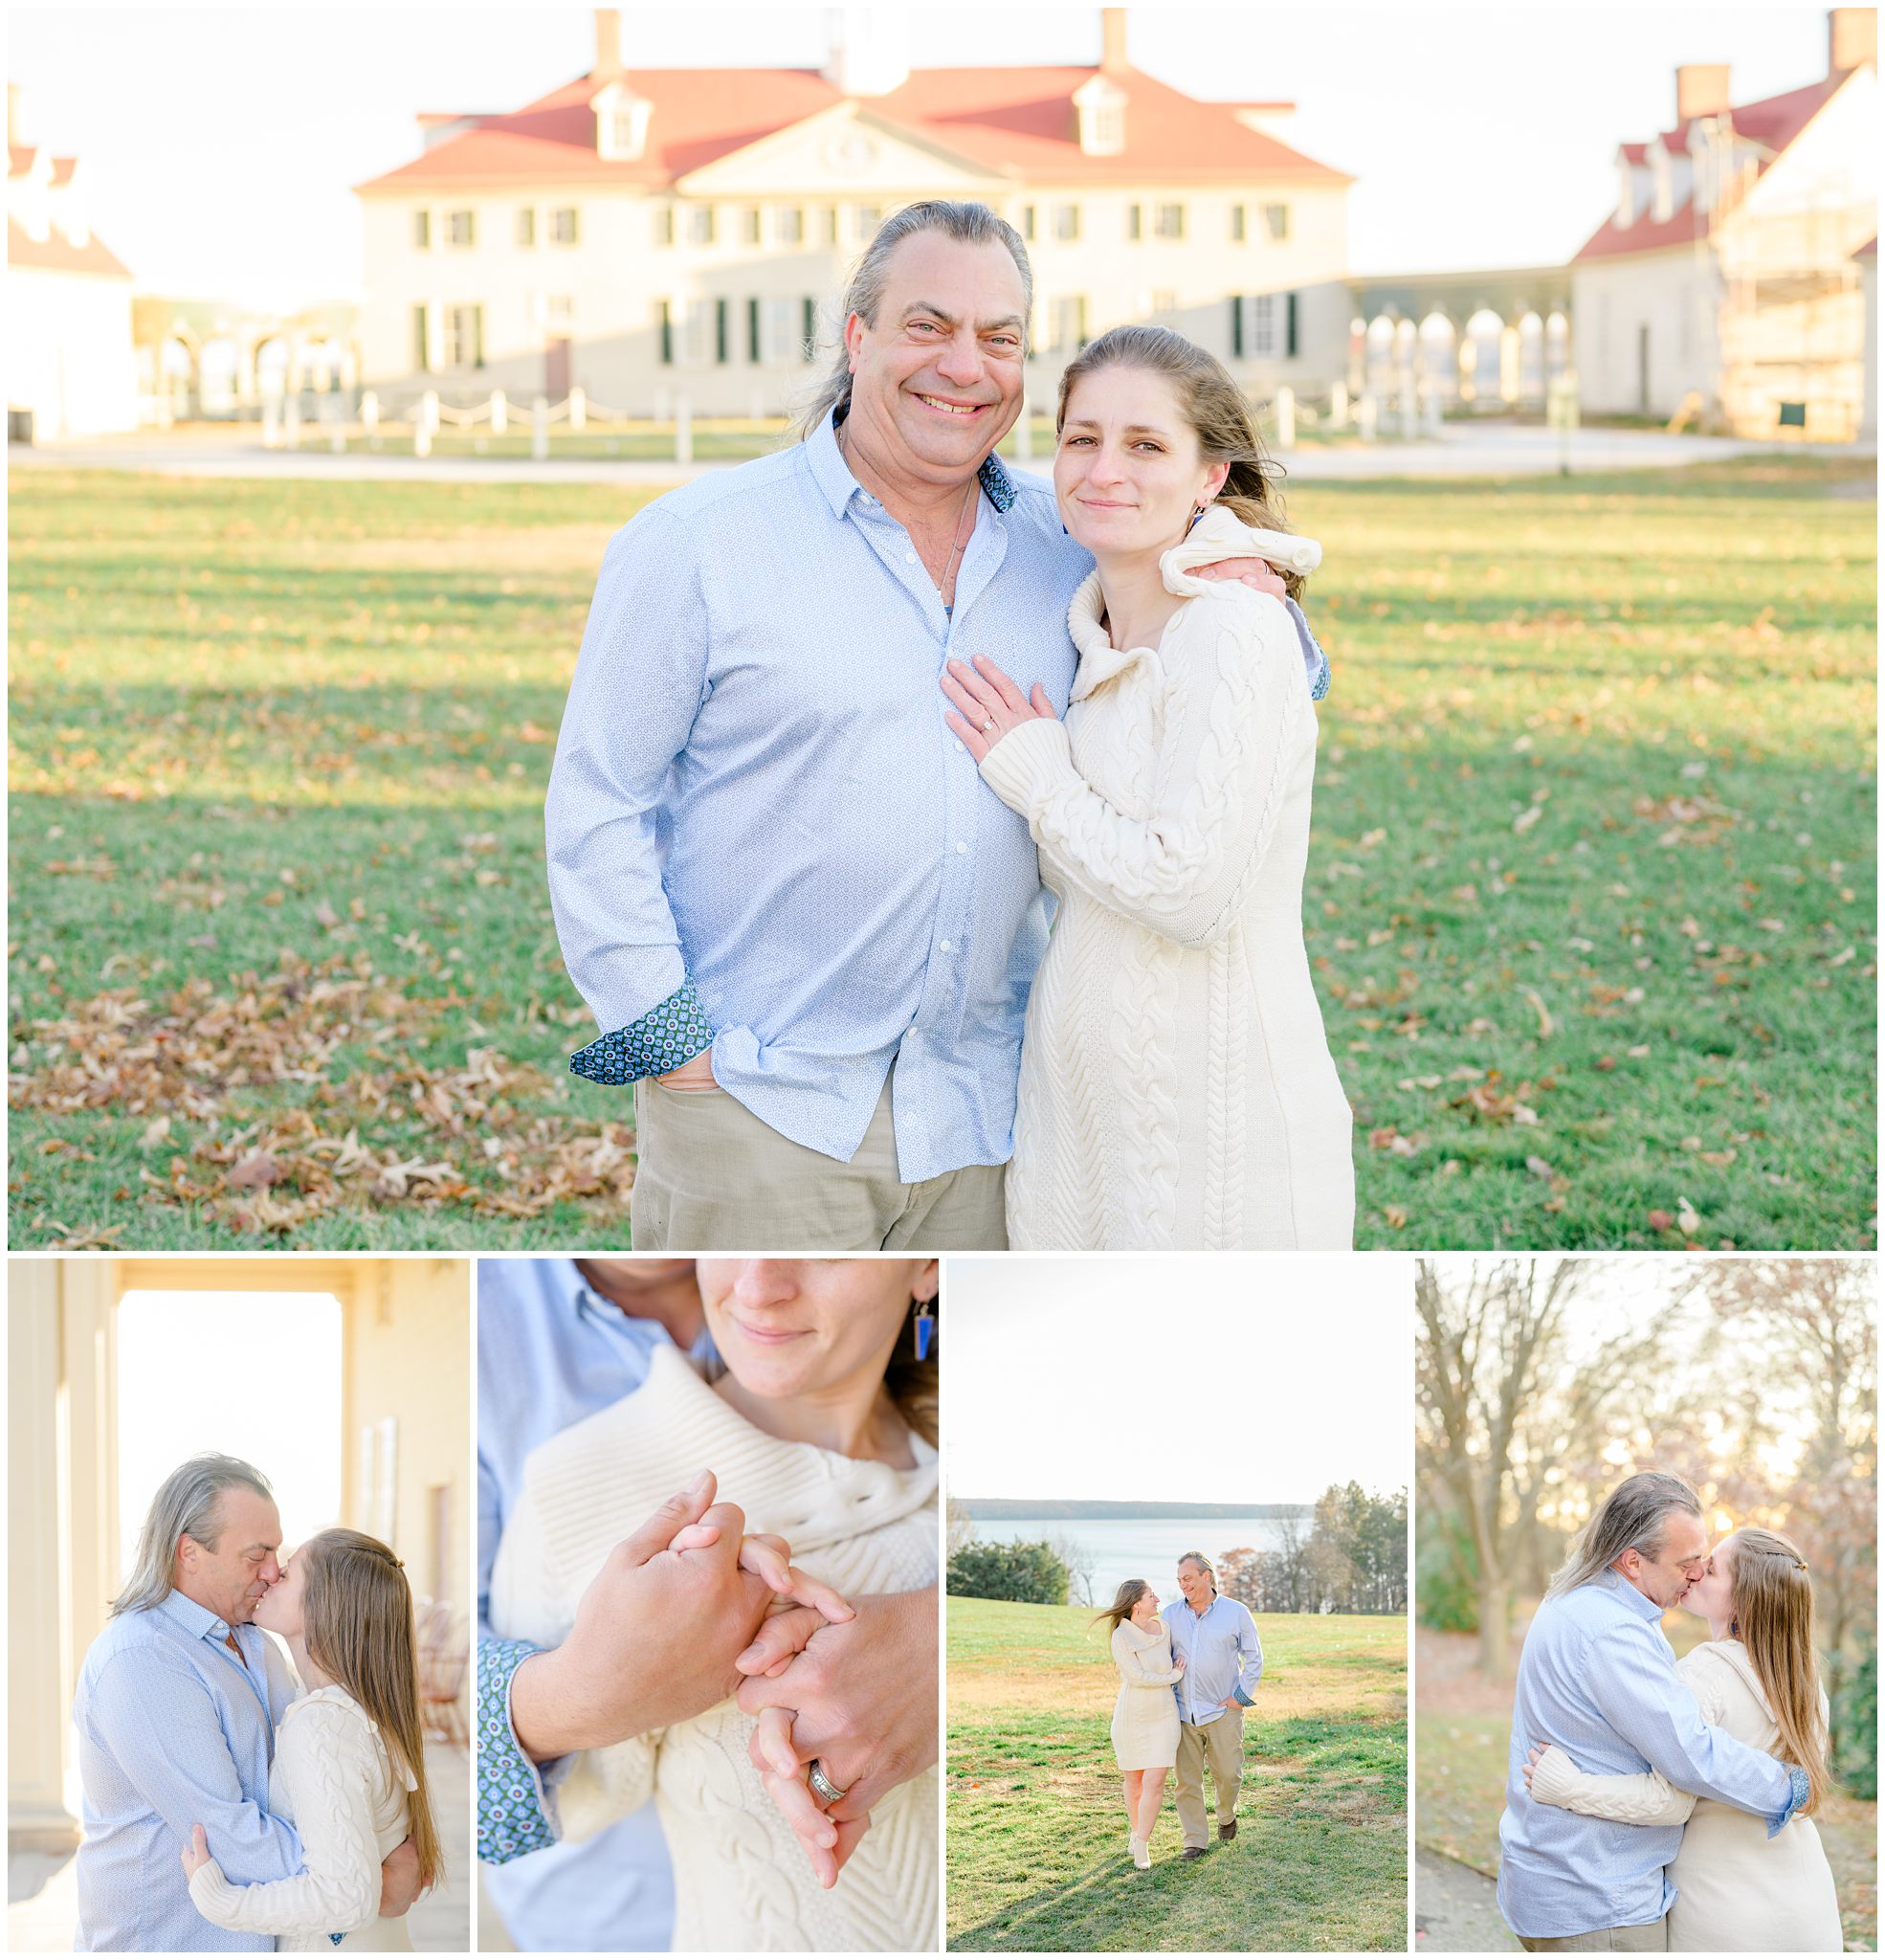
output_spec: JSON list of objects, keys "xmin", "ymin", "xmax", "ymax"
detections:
[
  {"xmin": 593, "ymin": 80, "xmax": 652, "ymax": 162},
  {"xmin": 1072, "ymin": 74, "xmax": 1127, "ymax": 157}
]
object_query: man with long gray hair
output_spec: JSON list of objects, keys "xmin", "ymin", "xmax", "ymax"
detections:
[
  {"xmin": 72, "ymin": 1454, "xmax": 420, "ymax": 1949},
  {"xmin": 1496, "ymin": 1470, "xmax": 1809, "ymax": 1950},
  {"xmin": 545, "ymin": 198, "xmax": 1315, "ymax": 1248}
]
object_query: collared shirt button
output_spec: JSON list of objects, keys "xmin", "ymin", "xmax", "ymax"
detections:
[
  {"xmin": 903, "ymin": 550, "xmax": 917, "ymax": 565},
  {"xmin": 955, "ymin": 840, "xmax": 967, "ymax": 854},
  {"xmin": 939, "ymin": 939, "xmax": 953, "ymax": 953}
]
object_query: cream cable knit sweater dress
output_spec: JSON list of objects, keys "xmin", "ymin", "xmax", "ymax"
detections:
[
  {"xmin": 1530, "ymin": 1640, "xmax": 1840, "ymax": 1951},
  {"xmin": 187, "ymin": 1685, "xmax": 416, "ymax": 1951},
  {"xmin": 978, "ymin": 504, "xmax": 1354, "ymax": 1249},
  {"xmin": 1109, "ymin": 1618, "xmax": 1182, "ymax": 1771},
  {"xmin": 490, "ymin": 1343, "xmax": 940, "ymax": 1953}
]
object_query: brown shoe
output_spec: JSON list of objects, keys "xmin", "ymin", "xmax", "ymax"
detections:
[
  {"xmin": 1182, "ymin": 1846, "xmax": 1208, "ymax": 1861},
  {"xmin": 1218, "ymin": 1819, "xmax": 1237, "ymax": 1842}
]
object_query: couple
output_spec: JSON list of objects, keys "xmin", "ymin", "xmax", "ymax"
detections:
[
  {"xmin": 72, "ymin": 1455, "xmax": 444, "ymax": 1950},
  {"xmin": 477, "ymin": 1257, "xmax": 940, "ymax": 1951},
  {"xmin": 1098, "ymin": 1552, "xmax": 1263, "ymax": 1870},
  {"xmin": 546, "ymin": 196, "xmax": 1354, "ymax": 1253},
  {"xmin": 1499, "ymin": 1470, "xmax": 1842, "ymax": 1951}
]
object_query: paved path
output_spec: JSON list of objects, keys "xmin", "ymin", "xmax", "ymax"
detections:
[
  {"xmin": 11, "ymin": 423, "xmax": 1853, "ymax": 487},
  {"xmin": 1415, "ymin": 1848, "xmax": 1518, "ymax": 1951},
  {"xmin": 7, "ymin": 1738, "xmax": 469, "ymax": 1951}
]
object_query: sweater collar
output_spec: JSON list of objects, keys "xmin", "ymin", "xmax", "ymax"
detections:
[{"xmin": 639, "ymin": 1344, "xmax": 938, "ymax": 1554}]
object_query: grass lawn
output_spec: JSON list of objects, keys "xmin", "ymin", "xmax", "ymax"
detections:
[
  {"xmin": 8, "ymin": 453, "xmax": 1874, "ymax": 1247},
  {"xmin": 946, "ymin": 1596, "xmax": 1407, "ymax": 1951},
  {"xmin": 1415, "ymin": 1624, "xmax": 1877, "ymax": 1950}
]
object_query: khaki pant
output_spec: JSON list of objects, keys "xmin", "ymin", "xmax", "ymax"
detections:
[
  {"xmin": 630, "ymin": 1076, "xmax": 1008, "ymax": 1251},
  {"xmin": 1518, "ymin": 1920, "xmax": 1668, "ymax": 1952},
  {"xmin": 1173, "ymin": 1710, "xmax": 1244, "ymax": 1849}
]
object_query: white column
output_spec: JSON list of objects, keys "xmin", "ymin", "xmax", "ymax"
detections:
[{"xmin": 10, "ymin": 1264, "xmax": 81, "ymax": 1848}]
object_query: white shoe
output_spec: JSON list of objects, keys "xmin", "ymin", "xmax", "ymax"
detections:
[{"xmin": 1130, "ymin": 1834, "xmax": 1151, "ymax": 1870}]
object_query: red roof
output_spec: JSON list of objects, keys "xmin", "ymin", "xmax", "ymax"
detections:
[
  {"xmin": 355, "ymin": 60, "xmax": 1349, "ymax": 194},
  {"xmin": 1576, "ymin": 73, "xmax": 1847, "ymax": 262},
  {"xmin": 1856, "ymin": 234, "xmax": 1877, "ymax": 258},
  {"xmin": 8, "ymin": 216, "xmax": 131, "ymax": 277}
]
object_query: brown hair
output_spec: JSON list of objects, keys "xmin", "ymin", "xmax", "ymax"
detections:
[
  {"xmin": 299, "ymin": 1529, "xmax": 446, "ymax": 1887},
  {"xmin": 1726, "ymin": 1527, "xmax": 1829, "ymax": 1815},
  {"xmin": 885, "ymin": 1285, "xmax": 940, "ymax": 1450},
  {"xmin": 1091, "ymin": 1577, "xmax": 1155, "ymax": 1636},
  {"xmin": 1054, "ymin": 323, "xmax": 1304, "ymax": 599}
]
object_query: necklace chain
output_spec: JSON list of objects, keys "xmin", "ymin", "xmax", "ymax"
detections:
[{"xmin": 837, "ymin": 422, "xmax": 977, "ymax": 605}]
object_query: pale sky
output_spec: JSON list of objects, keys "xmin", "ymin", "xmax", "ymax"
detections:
[
  {"xmin": 9, "ymin": 5, "xmax": 1835, "ymax": 311},
  {"xmin": 116, "ymin": 1293, "xmax": 343, "ymax": 1583},
  {"xmin": 946, "ymin": 1254, "xmax": 1412, "ymax": 1505}
]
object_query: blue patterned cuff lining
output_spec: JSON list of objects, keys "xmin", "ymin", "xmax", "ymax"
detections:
[
  {"xmin": 569, "ymin": 979, "xmax": 714, "ymax": 1084},
  {"xmin": 1768, "ymin": 1764, "xmax": 1811, "ymax": 1837},
  {"xmin": 477, "ymin": 1638, "xmax": 557, "ymax": 1864},
  {"xmin": 1286, "ymin": 597, "xmax": 1332, "ymax": 702}
]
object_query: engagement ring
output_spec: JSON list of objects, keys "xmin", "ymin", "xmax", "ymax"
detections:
[
  {"xmin": 807, "ymin": 1759, "xmax": 849, "ymax": 1806},
  {"xmin": 982, "ymin": 718, "xmax": 996, "ymax": 733}
]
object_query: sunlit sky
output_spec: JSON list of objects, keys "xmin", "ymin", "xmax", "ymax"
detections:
[
  {"xmin": 10, "ymin": 6, "xmax": 1835, "ymax": 311},
  {"xmin": 115, "ymin": 1293, "xmax": 343, "ymax": 1583},
  {"xmin": 947, "ymin": 1255, "xmax": 1411, "ymax": 1505}
]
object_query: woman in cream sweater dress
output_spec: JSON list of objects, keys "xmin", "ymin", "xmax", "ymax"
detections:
[
  {"xmin": 1096, "ymin": 1580, "xmax": 1185, "ymax": 1869},
  {"xmin": 182, "ymin": 1530, "xmax": 443, "ymax": 1951},
  {"xmin": 490, "ymin": 1260, "xmax": 941, "ymax": 1953},
  {"xmin": 943, "ymin": 325, "xmax": 1353, "ymax": 1251},
  {"xmin": 1526, "ymin": 1527, "xmax": 1841, "ymax": 1951}
]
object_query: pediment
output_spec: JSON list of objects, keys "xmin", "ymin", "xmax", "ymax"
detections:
[{"xmin": 675, "ymin": 100, "xmax": 1005, "ymax": 196}]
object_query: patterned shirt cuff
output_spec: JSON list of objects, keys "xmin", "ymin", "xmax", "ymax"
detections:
[
  {"xmin": 1286, "ymin": 597, "xmax": 1331, "ymax": 702},
  {"xmin": 477, "ymin": 1638, "xmax": 560, "ymax": 1864},
  {"xmin": 1767, "ymin": 1764, "xmax": 1810, "ymax": 1837},
  {"xmin": 569, "ymin": 980, "xmax": 714, "ymax": 1084}
]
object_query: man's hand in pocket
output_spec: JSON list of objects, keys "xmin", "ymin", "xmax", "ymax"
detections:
[{"xmin": 657, "ymin": 1050, "xmax": 717, "ymax": 1092}]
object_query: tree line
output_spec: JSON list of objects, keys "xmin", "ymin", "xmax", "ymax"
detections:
[{"xmin": 944, "ymin": 1482, "xmax": 1408, "ymax": 1615}]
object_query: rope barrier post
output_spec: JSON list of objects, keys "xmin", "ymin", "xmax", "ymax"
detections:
[
  {"xmin": 415, "ymin": 390, "xmax": 436, "ymax": 457},
  {"xmin": 490, "ymin": 389, "xmax": 507, "ymax": 436},
  {"xmin": 533, "ymin": 396, "xmax": 549, "ymax": 460},
  {"xmin": 568, "ymin": 386, "xmax": 586, "ymax": 433},
  {"xmin": 1275, "ymin": 385, "xmax": 1296, "ymax": 451},
  {"xmin": 1358, "ymin": 391, "xmax": 1377, "ymax": 442},
  {"xmin": 362, "ymin": 390, "xmax": 379, "ymax": 449},
  {"xmin": 1329, "ymin": 380, "xmax": 1348, "ymax": 431},
  {"xmin": 328, "ymin": 392, "xmax": 344, "ymax": 455},
  {"xmin": 675, "ymin": 393, "xmax": 693, "ymax": 465}
]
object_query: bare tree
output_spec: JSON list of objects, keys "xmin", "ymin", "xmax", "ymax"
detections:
[
  {"xmin": 1416, "ymin": 1258, "xmax": 1591, "ymax": 1677},
  {"xmin": 1049, "ymin": 1534, "xmax": 1098, "ymax": 1608},
  {"xmin": 945, "ymin": 1494, "xmax": 977, "ymax": 1557}
]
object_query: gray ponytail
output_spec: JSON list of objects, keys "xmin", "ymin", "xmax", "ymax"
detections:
[{"xmin": 1547, "ymin": 1470, "xmax": 1701, "ymax": 1599}]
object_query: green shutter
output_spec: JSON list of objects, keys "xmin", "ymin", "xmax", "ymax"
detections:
[
  {"xmin": 1286, "ymin": 292, "xmax": 1298, "ymax": 358},
  {"xmin": 715, "ymin": 298, "xmax": 728, "ymax": 364},
  {"xmin": 411, "ymin": 303, "xmax": 429, "ymax": 372},
  {"xmin": 802, "ymin": 297, "xmax": 815, "ymax": 361},
  {"xmin": 473, "ymin": 306, "xmax": 484, "ymax": 369},
  {"xmin": 1127, "ymin": 203, "xmax": 1141, "ymax": 240},
  {"xmin": 1230, "ymin": 296, "xmax": 1243, "ymax": 358},
  {"xmin": 747, "ymin": 298, "xmax": 761, "ymax": 363},
  {"xmin": 659, "ymin": 301, "xmax": 673, "ymax": 366}
]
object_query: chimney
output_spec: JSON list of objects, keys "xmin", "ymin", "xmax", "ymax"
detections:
[
  {"xmin": 1829, "ymin": 7, "xmax": 1876, "ymax": 76},
  {"xmin": 1674, "ymin": 62, "xmax": 1732, "ymax": 123},
  {"xmin": 1100, "ymin": 8, "xmax": 1128, "ymax": 73},
  {"xmin": 823, "ymin": 8, "xmax": 910, "ymax": 97},
  {"xmin": 593, "ymin": 8, "xmax": 621, "ymax": 78}
]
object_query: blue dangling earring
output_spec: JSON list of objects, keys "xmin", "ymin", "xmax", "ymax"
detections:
[{"xmin": 913, "ymin": 1297, "xmax": 936, "ymax": 1363}]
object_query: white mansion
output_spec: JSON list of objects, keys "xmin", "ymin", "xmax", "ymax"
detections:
[
  {"xmin": 1571, "ymin": 8, "xmax": 1876, "ymax": 439},
  {"xmin": 352, "ymin": 9, "xmax": 1354, "ymax": 413}
]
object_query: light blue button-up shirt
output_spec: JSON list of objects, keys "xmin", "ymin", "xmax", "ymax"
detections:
[
  {"xmin": 477, "ymin": 1258, "xmax": 716, "ymax": 1952},
  {"xmin": 1165, "ymin": 1592, "xmax": 1263, "ymax": 1726},
  {"xmin": 1497, "ymin": 1570, "xmax": 1807, "ymax": 1940},
  {"xmin": 74, "ymin": 1590, "xmax": 304, "ymax": 1951},
  {"xmin": 546, "ymin": 412, "xmax": 1324, "ymax": 1184}
]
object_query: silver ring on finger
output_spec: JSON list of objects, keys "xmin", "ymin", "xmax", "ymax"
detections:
[
  {"xmin": 807, "ymin": 1759, "xmax": 849, "ymax": 1806},
  {"xmin": 982, "ymin": 718, "xmax": 996, "ymax": 734}
]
